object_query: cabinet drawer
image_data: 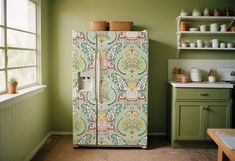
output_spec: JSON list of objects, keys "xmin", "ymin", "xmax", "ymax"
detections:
[{"xmin": 175, "ymin": 88, "xmax": 230, "ymax": 100}]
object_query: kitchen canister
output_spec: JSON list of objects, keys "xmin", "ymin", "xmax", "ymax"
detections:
[
  {"xmin": 210, "ymin": 23, "xmax": 218, "ymax": 32},
  {"xmin": 190, "ymin": 68, "xmax": 202, "ymax": 82},
  {"xmin": 196, "ymin": 40, "xmax": 203, "ymax": 48},
  {"xmin": 211, "ymin": 39, "xmax": 219, "ymax": 48}
]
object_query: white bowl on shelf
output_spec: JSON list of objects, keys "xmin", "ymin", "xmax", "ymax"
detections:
[{"xmin": 189, "ymin": 28, "xmax": 199, "ymax": 32}]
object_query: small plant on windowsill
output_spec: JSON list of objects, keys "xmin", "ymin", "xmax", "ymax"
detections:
[{"xmin": 7, "ymin": 77, "xmax": 18, "ymax": 94}]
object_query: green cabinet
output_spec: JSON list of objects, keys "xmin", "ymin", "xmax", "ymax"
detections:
[{"xmin": 170, "ymin": 87, "xmax": 231, "ymax": 147}]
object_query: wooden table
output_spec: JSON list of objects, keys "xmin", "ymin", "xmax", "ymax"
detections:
[{"xmin": 207, "ymin": 129, "xmax": 235, "ymax": 161}]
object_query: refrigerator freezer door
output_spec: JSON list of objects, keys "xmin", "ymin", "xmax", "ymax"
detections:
[
  {"xmin": 97, "ymin": 31, "xmax": 148, "ymax": 147},
  {"xmin": 72, "ymin": 31, "xmax": 97, "ymax": 146}
]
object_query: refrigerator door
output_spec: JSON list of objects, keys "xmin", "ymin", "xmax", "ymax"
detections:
[
  {"xmin": 97, "ymin": 31, "xmax": 148, "ymax": 147},
  {"xmin": 72, "ymin": 31, "xmax": 97, "ymax": 146}
]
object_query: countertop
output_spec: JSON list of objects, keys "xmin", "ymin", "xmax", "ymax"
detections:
[{"xmin": 169, "ymin": 81, "xmax": 234, "ymax": 88}]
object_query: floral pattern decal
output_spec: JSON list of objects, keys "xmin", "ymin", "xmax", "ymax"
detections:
[{"xmin": 72, "ymin": 31, "xmax": 148, "ymax": 147}]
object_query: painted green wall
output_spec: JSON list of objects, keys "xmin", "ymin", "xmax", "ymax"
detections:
[
  {"xmin": 49, "ymin": 0, "xmax": 235, "ymax": 133},
  {"xmin": 0, "ymin": 0, "xmax": 50, "ymax": 160}
]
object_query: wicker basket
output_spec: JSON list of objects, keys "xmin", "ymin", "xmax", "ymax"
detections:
[
  {"xmin": 108, "ymin": 21, "xmax": 133, "ymax": 31},
  {"xmin": 89, "ymin": 21, "xmax": 107, "ymax": 31}
]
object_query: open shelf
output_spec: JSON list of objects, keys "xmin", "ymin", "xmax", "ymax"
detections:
[
  {"xmin": 177, "ymin": 16, "xmax": 235, "ymax": 21},
  {"xmin": 178, "ymin": 47, "xmax": 235, "ymax": 50}
]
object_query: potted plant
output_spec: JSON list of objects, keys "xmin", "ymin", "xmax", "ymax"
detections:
[
  {"xmin": 7, "ymin": 77, "xmax": 18, "ymax": 94},
  {"xmin": 208, "ymin": 69, "xmax": 217, "ymax": 83}
]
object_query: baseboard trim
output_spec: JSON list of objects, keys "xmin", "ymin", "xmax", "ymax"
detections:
[
  {"xmin": 24, "ymin": 132, "xmax": 52, "ymax": 161},
  {"xmin": 52, "ymin": 131, "xmax": 73, "ymax": 135},
  {"xmin": 148, "ymin": 132, "xmax": 166, "ymax": 136}
]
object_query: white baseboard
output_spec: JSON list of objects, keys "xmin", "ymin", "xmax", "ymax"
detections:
[
  {"xmin": 24, "ymin": 132, "xmax": 52, "ymax": 161},
  {"xmin": 52, "ymin": 131, "xmax": 73, "ymax": 135},
  {"xmin": 148, "ymin": 132, "xmax": 166, "ymax": 136}
]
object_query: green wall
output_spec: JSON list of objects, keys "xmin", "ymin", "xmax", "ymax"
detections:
[
  {"xmin": 0, "ymin": 0, "xmax": 50, "ymax": 160},
  {"xmin": 49, "ymin": 0, "xmax": 235, "ymax": 133}
]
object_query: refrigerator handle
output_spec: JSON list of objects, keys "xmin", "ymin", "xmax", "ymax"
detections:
[{"xmin": 95, "ymin": 51, "xmax": 100, "ymax": 102}]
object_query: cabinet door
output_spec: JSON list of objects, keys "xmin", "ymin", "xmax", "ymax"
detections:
[
  {"xmin": 205, "ymin": 102, "xmax": 231, "ymax": 139},
  {"xmin": 175, "ymin": 102, "xmax": 205, "ymax": 140}
]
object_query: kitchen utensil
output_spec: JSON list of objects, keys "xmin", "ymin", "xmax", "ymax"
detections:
[
  {"xmin": 211, "ymin": 39, "xmax": 219, "ymax": 48},
  {"xmin": 190, "ymin": 68, "xmax": 202, "ymax": 82}
]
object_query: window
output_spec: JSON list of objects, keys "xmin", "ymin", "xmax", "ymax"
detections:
[{"xmin": 0, "ymin": 0, "xmax": 39, "ymax": 94}]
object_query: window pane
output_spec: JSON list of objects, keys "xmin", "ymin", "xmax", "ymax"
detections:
[
  {"xmin": 0, "ymin": 0, "xmax": 3, "ymax": 25},
  {"xmin": 0, "ymin": 27, "xmax": 4, "ymax": 47},
  {"xmin": 8, "ymin": 67, "xmax": 36, "ymax": 87},
  {"xmin": 8, "ymin": 50, "xmax": 36, "ymax": 68},
  {"xmin": 7, "ymin": 0, "xmax": 36, "ymax": 33},
  {"xmin": 0, "ymin": 71, "xmax": 6, "ymax": 92},
  {"xmin": 0, "ymin": 50, "xmax": 4, "ymax": 68},
  {"xmin": 7, "ymin": 29, "xmax": 36, "ymax": 49}
]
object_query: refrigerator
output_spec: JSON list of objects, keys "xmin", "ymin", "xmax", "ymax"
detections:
[{"xmin": 72, "ymin": 31, "xmax": 148, "ymax": 148}]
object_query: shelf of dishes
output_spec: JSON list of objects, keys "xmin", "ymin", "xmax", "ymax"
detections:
[
  {"xmin": 178, "ymin": 39, "xmax": 234, "ymax": 49},
  {"xmin": 178, "ymin": 22, "xmax": 235, "ymax": 32},
  {"xmin": 177, "ymin": 31, "xmax": 235, "ymax": 35},
  {"xmin": 177, "ymin": 16, "xmax": 235, "ymax": 21},
  {"xmin": 179, "ymin": 7, "xmax": 235, "ymax": 17}
]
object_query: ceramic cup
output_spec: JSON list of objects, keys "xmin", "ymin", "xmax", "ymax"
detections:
[
  {"xmin": 227, "ymin": 43, "xmax": 234, "ymax": 48},
  {"xmin": 190, "ymin": 42, "xmax": 196, "ymax": 48},
  {"xmin": 199, "ymin": 25, "xmax": 207, "ymax": 32},
  {"xmin": 196, "ymin": 40, "xmax": 203, "ymax": 48},
  {"xmin": 220, "ymin": 42, "xmax": 226, "ymax": 48}
]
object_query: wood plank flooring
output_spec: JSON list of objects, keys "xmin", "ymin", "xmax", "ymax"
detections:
[{"xmin": 31, "ymin": 135, "xmax": 217, "ymax": 161}]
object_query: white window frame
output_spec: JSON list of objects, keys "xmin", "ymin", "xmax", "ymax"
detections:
[{"xmin": 0, "ymin": 0, "xmax": 41, "ymax": 95}]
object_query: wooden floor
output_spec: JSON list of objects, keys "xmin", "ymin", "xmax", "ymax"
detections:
[{"xmin": 31, "ymin": 135, "xmax": 217, "ymax": 161}]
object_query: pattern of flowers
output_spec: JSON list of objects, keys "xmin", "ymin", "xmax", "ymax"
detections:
[{"xmin": 72, "ymin": 31, "xmax": 148, "ymax": 147}]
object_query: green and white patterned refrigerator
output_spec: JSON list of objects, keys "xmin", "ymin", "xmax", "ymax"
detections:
[{"xmin": 72, "ymin": 31, "xmax": 148, "ymax": 148}]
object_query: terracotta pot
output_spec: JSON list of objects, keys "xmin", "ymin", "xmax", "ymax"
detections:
[
  {"xmin": 7, "ymin": 82, "xmax": 18, "ymax": 94},
  {"xmin": 230, "ymin": 26, "xmax": 235, "ymax": 32}
]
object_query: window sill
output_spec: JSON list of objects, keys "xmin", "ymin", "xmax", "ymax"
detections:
[{"xmin": 0, "ymin": 85, "xmax": 47, "ymax": 110}]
